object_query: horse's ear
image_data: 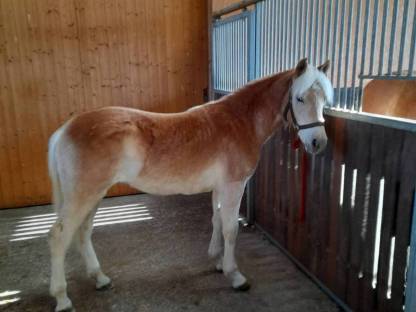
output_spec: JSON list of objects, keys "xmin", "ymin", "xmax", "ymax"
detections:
[
  {"xmin": 295, "ymin": 58, "xmax": 308, "ymax": 77},
  {"xmin": 318, "ymin": 60, "xmax": 330, "ymax": 74}
]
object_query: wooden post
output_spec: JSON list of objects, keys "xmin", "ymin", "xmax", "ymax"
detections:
[{"xmin": 405, "ymin": 191, "xmax": 416, "ymax": 312}]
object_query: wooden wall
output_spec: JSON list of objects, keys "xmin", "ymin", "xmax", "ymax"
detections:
[
  {"xmin": 252, "ymin": 115, "xmax": 416, "ymax": 312},
  {"xmin": 0, "ymin": 0, "xmax": 208, "ymax": 208}
]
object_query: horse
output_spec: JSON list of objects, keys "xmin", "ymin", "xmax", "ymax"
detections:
[
  {"xmin": 362, "ymin": 78, "xmax": 416, "ymax": 120},
  {"xmin": 47, "ymin": 58, "xmax": 333, "ymax": 312}
]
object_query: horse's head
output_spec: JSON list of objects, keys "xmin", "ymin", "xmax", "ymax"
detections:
[{"xmin": 284, "ymin": 58, "xmax": 333, "ymax": 154}]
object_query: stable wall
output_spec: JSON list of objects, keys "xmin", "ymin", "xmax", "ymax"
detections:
[{"xmin": 0, "ymin": 0, "xmax": 208, "ymax": 208}]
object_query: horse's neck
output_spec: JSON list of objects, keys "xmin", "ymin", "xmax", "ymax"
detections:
[{"xmin": 223, "ymin": 70, "xmax": 293, "ymax": 145}]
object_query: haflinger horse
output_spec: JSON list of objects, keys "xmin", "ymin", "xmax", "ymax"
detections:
[{"xmin": 47, "ymin": 58, "xmax": 333, "ymax": 311}]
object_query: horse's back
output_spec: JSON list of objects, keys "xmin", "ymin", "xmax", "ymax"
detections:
[{"xmin": 362, "ymin": 79, "xmax": 416, "ymax": 119}]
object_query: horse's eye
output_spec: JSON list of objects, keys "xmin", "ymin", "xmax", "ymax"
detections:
[{"xmin": 296, "ymin": 97, "xmax": 304, "ymax": 103}]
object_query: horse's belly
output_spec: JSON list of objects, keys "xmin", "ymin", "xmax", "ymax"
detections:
[{"xmin": 128, "ymin": 164, "xmax": 223, "ymax": 195}]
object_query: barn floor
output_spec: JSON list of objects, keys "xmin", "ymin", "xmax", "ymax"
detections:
[{"xmin": 0, "ymin": 193, "xmax": 339, "ymax": 312}]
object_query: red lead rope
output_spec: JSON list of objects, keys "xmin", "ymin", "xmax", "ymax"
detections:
[
  {"xmin": 299, "ymin": 152, "xmax": 308, "ymax": 223},
  {"xmin": 291, "ymin": 135, "xmax": 307, "ymax": 223}
]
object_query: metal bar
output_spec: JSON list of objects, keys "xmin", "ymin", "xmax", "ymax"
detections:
[
  {"xmin": 270, "ymin": 0, "xmax": 276, "ymax": 72},
  {"xmin": 212, "ymin": 0, "xmax": 262, "ymax": 19},
  {"xmin": 319, "ymin": 0, "xmax": 326, "ymax": 64},
  {"xmin": 405, "ymin": 191, "xmax": 416, "ymax": 311},
  {"xmin": 289, "ymin": 0, "xmax": 294, "ymax": 67},
  {"xmin": 255, "ymin": 2, "xmax": 261, "ymax": 78},
  {"xmin": 378, "ymin": 0, "xmax": 389, "ymax": 76},
  {"xmin": 356, "ymin": 0, "xmax": 371, "ymax": 111},
  {"xmin": 231, "ymin": 21, "xmax": 234, "ymax": 90},
  {"xmin": 278, "ymin": 0, "xmax": 283, "ymax": 71},
  {"xmin": 314, "ymin": 0, "xmax": 320, "ymax": 65},
  {"xmin": 350, "ymin": 0, "xmax": 362, "ymax": 111},
  {"xmin": 387, "ymin": 0, "xmax": 399, "ymax": 75},
  {"xmin": 261, "ymin": 2, "xmax": 266, "ymax": 76},
  {"xmin": 325, "ymin": 0, "xmax": 332, "ymax": 63},
  {"xmin": 255, "ymin": 223, "xmax": 353, "ymax": 312},
  {"xmin": 283, "ymin": 1, "xmax": 290, "ymax": 70},
  {"xmin": 359, "ymin": 74, "xmax": 416, "ymax": 81},
  {"xmin": 248, "ymin": 10, "xmax": 256, "ymax": 81},
  {"xmin": 407, "ymin": 4, "xmax": 416, "ymax": 76},
  {"xmin": 226, "ymin": 23, "xmax": 231, "ymax": 91},
  {"xmin": 342, "ymin": 0, "xmax": 353, "ymax": 109},
  {"xmin": 297, "ymin": 0, "xmax": 302, "ymax": 62},
  {"xmin": 302, "ymin": 0, "xmax": 307, "ymax": 59},
  {"xmin": 284, "ymin": 0, "xmax": 289, "ymax": 69},
  {"xmin": 397, "ymin": 0, "xmax": 410, "ymax": 75},
  {"xmin": 324, "ymin": 108, "xmax": 416, "ymax": 132},
  {"xmin": 335, "ymin": 0, "xmax": 346, "ymax": 107},
  {"xmin": 330, "ymin": 0, "xmax": 339, "ymax": 85},
  {"xmin": 218, "ymin": 25, "xmax": 222, "ymax": 90},
  {"xmin": 265, "ymin": 1, "xmax": 273, "ymax": 75},
  {"xmin": 275, "ymin": 0, "xmax": 281, "ymax": 72},
  {"xmin": 308, "ymin": 0, "xmax": 314, "ymax": 61},
  {"xmin": 292, "ymin": 0, "xmax": 298, "ymax": 64},
  {"xmin": 369, "ymin": 0, "xmax": 379, "ymax": 75}
]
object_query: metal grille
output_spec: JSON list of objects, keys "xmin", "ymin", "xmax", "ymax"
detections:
[
  {"xmin": 213, "ymin": 0, "xmax": 416, "ymax": 111},
  {"xmin": 212, "ymin": 12, "xmax": 251, "ymax": 93}
]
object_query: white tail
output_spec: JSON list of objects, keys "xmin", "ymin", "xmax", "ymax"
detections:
[{"xmin": 48, "ymin": 127, "xmax": 64, "ymax": 212}]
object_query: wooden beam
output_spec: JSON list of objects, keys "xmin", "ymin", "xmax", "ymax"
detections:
[{"xmin": 212, "ymin": 0, "xmax": 261, "ymax": 19}]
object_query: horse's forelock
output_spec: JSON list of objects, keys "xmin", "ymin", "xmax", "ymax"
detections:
[{"xmin": 292, "ymin": 65, "xmax": 334, "ymax": 104}]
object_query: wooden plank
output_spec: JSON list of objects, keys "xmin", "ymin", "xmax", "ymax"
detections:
[
  {"xmin": 360, "ymin": 124, "xmax": 385, "ymax": 312},
  {"xmin": 336, "ymin": 119, "xmax": 355, "ymax": 302},
  {"xmin": 346, "ymin": 121, "xmax": 372, "ymax": 310},
  {"xmin": 317, "ymin": 118, "xmax": 335, "ymax": 285},
  {"xmin": 326, "ymin": 116, "xmax": 346, "ymax": 294},
  {"xmin": 376, "ymin": 128, "xmax": 404, "ymax": 312},
  {"xmin": 390, "ymin": 132, "xmax": 416, "ymax": 310}
]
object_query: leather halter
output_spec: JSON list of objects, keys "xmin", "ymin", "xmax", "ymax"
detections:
[{"xmin": 283, "ymin": 92, "xmax": 325, "ymax": 131}]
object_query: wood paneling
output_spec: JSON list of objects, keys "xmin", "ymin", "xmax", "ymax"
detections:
[
  {"xmin": 252, "ymin": 115, "xmax": 416, "ymax": 312},
  {"xmin": 0, "ymin": 0, "xmax": 208, "ymax": 208}
]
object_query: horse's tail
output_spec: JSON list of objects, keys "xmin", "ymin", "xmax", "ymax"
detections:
[{"xmin": 48, "ymin": 126, "xmax": 65, "ymax": 212}]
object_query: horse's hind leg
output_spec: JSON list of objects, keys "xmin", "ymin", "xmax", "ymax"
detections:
[
  {"xmin": 49, "ymin": 198, "xmax": 98, "ymax": 312},
  {"xmin": 76, "ymin": 206, "xmax": 111, "ymax": 290},
  {"xmin": 208, "ymin": 190, "xmax": 224, "ymax": 271}
]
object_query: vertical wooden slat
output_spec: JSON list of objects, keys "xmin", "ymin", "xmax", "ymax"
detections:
[
  {"xmin": 336, "ymin": 119, "xmax": 354, "ymax": 301},
  {"xmin": 390, "ymin": 132, "xmax": 416, "ymax": 310},
  {"xmin": 360, "ymin": 124, "xmax": 385, "ymax": 312},
  {"xmin": 317, "ymin": 118, "xmax": 334, "ymax": 284},
  {"xmin": 377, "ymin": 129, "xmax": 404, "ymax": 312},
  {"xmin": 347, "ymin": 121, "xmax": 372, "ymax": 311}
]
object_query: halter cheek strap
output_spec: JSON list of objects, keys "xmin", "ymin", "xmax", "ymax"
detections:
[{"xmin": 283, "ymin": 94, "xmax": 325, "ymax": 130}]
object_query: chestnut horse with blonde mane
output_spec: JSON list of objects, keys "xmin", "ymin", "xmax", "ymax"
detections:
[{"xmin": 48, "ymin": 59, "xmax": 333, "ymax": 312}]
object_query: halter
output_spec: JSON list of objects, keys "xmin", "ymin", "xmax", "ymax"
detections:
[{"xmin": 283, "ymin": 91, "xmax": 325, "ymax": 131}]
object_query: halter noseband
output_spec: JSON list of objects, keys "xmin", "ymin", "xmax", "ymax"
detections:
[{"xmin": 283, "ymin": 92, "xmax": 325, "ymax": 131}]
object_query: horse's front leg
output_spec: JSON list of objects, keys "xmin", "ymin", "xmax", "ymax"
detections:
[{"xmin": 216, "ymin": 181, "xmax": 250, "ymax": 290}]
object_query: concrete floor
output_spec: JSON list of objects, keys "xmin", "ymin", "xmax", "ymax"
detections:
[{"xmin": 0, "ymin": 193, "xmax": 339, "ymax": 312}]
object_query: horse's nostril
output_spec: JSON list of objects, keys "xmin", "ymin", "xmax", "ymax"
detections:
[{"xmin": 312, "ymin": 139, "xmax": 319, "ymax": 149}]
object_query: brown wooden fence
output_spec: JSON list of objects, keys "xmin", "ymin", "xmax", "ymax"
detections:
[{"xmin": 250, "ymin": 111, "xmax": 416, "ymax": 312}]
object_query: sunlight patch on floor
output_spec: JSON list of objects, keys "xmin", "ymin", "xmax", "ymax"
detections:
[
  {"xmin": 9, "ymin": 204, "xmax": 153, "ymax": 242},
  {"xmin": 0, "ymin": 290, "xmax": 21, "ymax": 306}
]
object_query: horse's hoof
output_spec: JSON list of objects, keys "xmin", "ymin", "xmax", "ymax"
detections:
[
  {"xmin": 57, "ymin": 308, "xmax": 75, "ymax": 312},
  {"xmin": 96, "ymin": 281, "xmax": 113, "ymax": 291},
  {"xmin": 215, "ymin": 267, "xmax": 223, "ymax": 273},
  {"xmin": 234, "ymin": 281, "xmax": 251, "ymax": 291},
  {"xmin": 55, "ymin": 298, "xmax": 74, "ymax": 312}
]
